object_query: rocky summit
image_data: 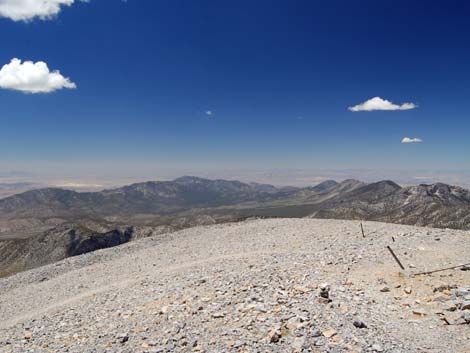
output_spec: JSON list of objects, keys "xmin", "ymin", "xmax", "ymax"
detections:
[{"xmin": 1, "ymin": 218, "xmax": 470, "ymax": 353}]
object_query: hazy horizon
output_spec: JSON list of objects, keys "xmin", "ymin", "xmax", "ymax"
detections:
[{"xmin": 1, "ymin": 163, "xmax": 470, "ymax": 191}]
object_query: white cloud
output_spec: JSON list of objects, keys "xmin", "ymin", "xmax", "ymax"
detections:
[
  {"xmin": 349, "ymin": 97, "xmax": 417, "ymax": 112},
  {"xmin": 206, "ymin": 110, "xmax": 213, "ymax": 116},
  {"xmin": 401, "ymin": 137, "xmax": 423, "ymax": 144},
  {"xmin": 0, "ymin": 0, "xmax": 85, "ymax": 21},
  {"xmin": 0, "ymin": 58, "xmax": 76, "ymax": 93}
]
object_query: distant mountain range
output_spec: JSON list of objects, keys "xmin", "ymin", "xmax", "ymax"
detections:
[
  {"xmin": 0, "ymin": 176, "xmax": 295, "ymax": 217},
  {"xmin": 2, "ymin": 176, "xmax": 470, "ymax": 233},
  {"xmin": 1, "ymin": 176, "xmax": 470, "ymax": 277}
]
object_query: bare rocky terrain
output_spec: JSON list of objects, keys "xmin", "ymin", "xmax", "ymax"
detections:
[{"xmin": 1, "ymin": 218, "xmax": 469, "ymax": 353}]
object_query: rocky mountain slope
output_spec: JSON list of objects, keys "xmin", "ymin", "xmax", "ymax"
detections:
[
  {"xmin": 1, "ymin": 219, "xmax": 470, "ymax": 353},
  {"xmin": 0, "ymin": 224, "xmax": 135, "ymax": 278},
  {"xmin": 311, "ymin": 181, "xmax": 470, "ymax": 229}
]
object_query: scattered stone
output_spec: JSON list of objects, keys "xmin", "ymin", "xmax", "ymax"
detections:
[
  {"xmin": 322, "ymin": 328, "xmax": 337, "ymax": 338},
  {"xmin": 380, "ymin": 286, "xmax": 390, "ymax": 293},
  {"xmin": 254, "ymin": 304, "xmax": 267, "ymax": 313},
  {"xmin": 159, "ymin": 306, "xmax": 169, "ymax": 314},
  {"xmin": 456, "ymin": 288, "xmax": 470, "ymax": 297},
  {"xmin": 353, "ymin": 319, "xmax": 367, "ymax": 329},
  {"xmin": 371, "ymin": 343, "xmax": 384, "ymax": 352},
  {"xmin": 318, "ymin": 297, "xmax": 331, "ymax": 304},
  {"xmin": 433, "ymin": 283, "xmax": 457, "ymax": 293},
  {"xmin": 412, "ymin": 308, "xmax": 428, "ymax": 316},
  {"xmin": 311, "ymin": 328, "xmax": 322, "ymax": 338},
  {"xmin": 431, "ymin": 293, "xmax": 449, "ymax": 302},
  {"xmin": 460, "ymin": 301, "xmax": 470, "ymax": 310},
  {"xmin": 443, "ymin": 302, "xmax": 457, "ymax": 312},
  {"xmin": 443, "ymin": 312, "xmax": 466, "ymax": 325},
  {"xmin": 267, "ymin": 327, "xmax": 281, "ymax": 343},
  {"xmin": 292, "ymin": 337, "xmax": 307, "ymax": 352},
  {"xmin": 462, "ymin": 311, "xmax": 470, "ymax": 323},
  {"xmin": 116, "ymin": 333, "xmax": 129, "ymax": 343},
  {"xmin": 319, "ymin": 283, "xmax": 330, "ymax": 299},
  {"xmin": 1, "ymin": 219, "xmax": 469, "ymax": 353}
]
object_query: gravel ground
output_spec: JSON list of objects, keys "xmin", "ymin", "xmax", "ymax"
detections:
[{"xmin": 1, "ymin": 218, "xmax": 470, "ymax": 353}]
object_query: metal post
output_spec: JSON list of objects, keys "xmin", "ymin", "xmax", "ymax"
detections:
[{"xmin": 387, "ymin": 245, "xmax": 405, "ymax": 270}]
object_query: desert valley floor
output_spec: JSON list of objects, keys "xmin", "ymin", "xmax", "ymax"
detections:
[{"xmin": 1, "ymin": 218, "xmax": 470, "ymax": 353}]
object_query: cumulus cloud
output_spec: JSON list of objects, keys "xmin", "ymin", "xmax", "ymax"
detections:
[
  {"xmin": 0, "ymin": 58, "xmax": 76, "ymax": 93},
  {"xmin": 349, "ymin": 97, "xmax": 417, "ymax": 112},
  {"xmin": 0, "ymin": 0, "xmax": 85, "ymax": 21},
  {"xmin": 401, "ymin": 137, "xmax": 423, "ymax": 144}
]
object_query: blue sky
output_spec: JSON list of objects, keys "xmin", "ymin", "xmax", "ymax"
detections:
[{"xmin": 0, "ymin": 0, "xmax": 469, "ymax": 185}]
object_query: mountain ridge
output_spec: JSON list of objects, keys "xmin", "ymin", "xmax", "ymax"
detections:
[
  {"xmin": 0, "ymin": 176, "xmax": 300, "ymax": 218},
  {"xmin": 1, "ymin": 176, "xmax": 470, "ymax": 277},
  {"xmin": 1, "ymin": 176, "xmax": 470, "ymax": 227}
]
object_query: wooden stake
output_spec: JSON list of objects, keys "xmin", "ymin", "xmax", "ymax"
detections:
[
  {"xmin": 412, "ymin": 262, "xmax": 470, "ymax": 277},
  {"xmin": 387, "ymin": 245, "xmax": 405, "ymax": 270},
  {"xmin": 360, "ymin": 223, "xmax": 365, "ymax": 238},
  {"xmin": 441, "ymin": 317, "xmax": 451, "ymax": 325}
]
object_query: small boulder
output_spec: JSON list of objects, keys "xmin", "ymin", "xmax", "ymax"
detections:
[
  {"xmin": 412, "ymin": 308, "xmax": 428, "ymax": 316},
  {"xmin": 462, "ymin": 311, "xmax": 470, "ymax": 323},
  {"xmin": 353, "ymin": 320, "xmax": 367, "ymax": 329},
  {"xmin": 311, "ymin": 328, "xmax": 322, "ymax": 337},
  {"xmin": 380, "ymin": 286, "xmax": 390, "ymax": 293},
  {"xmin": 371, "ymin": 343, "xmax": 384, "ymax": 352},
  {"xmin": 460, "ymin": 301, "xmax": 470, "ymax": 310},
  {"xmin": 322, "ymin": 328, "xmax": 337, "ymax": 338},
  {"xmin": 267, "ymin": 327, "xmax": 281, "ymax": 343},
  {"xmin": 116, "ymin": 333, "xmax": 129, "ymax": 344},
  {"xmin": 444, "ymin": 301, "xmax": 457, "ymax": 312},
  {"xmin": 455, "ymin": 287, "xmax": 470, "ymax": 297},
  {"xmin": 319, "ymin": 283, "xmax": 330, "ymax": 299}
]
